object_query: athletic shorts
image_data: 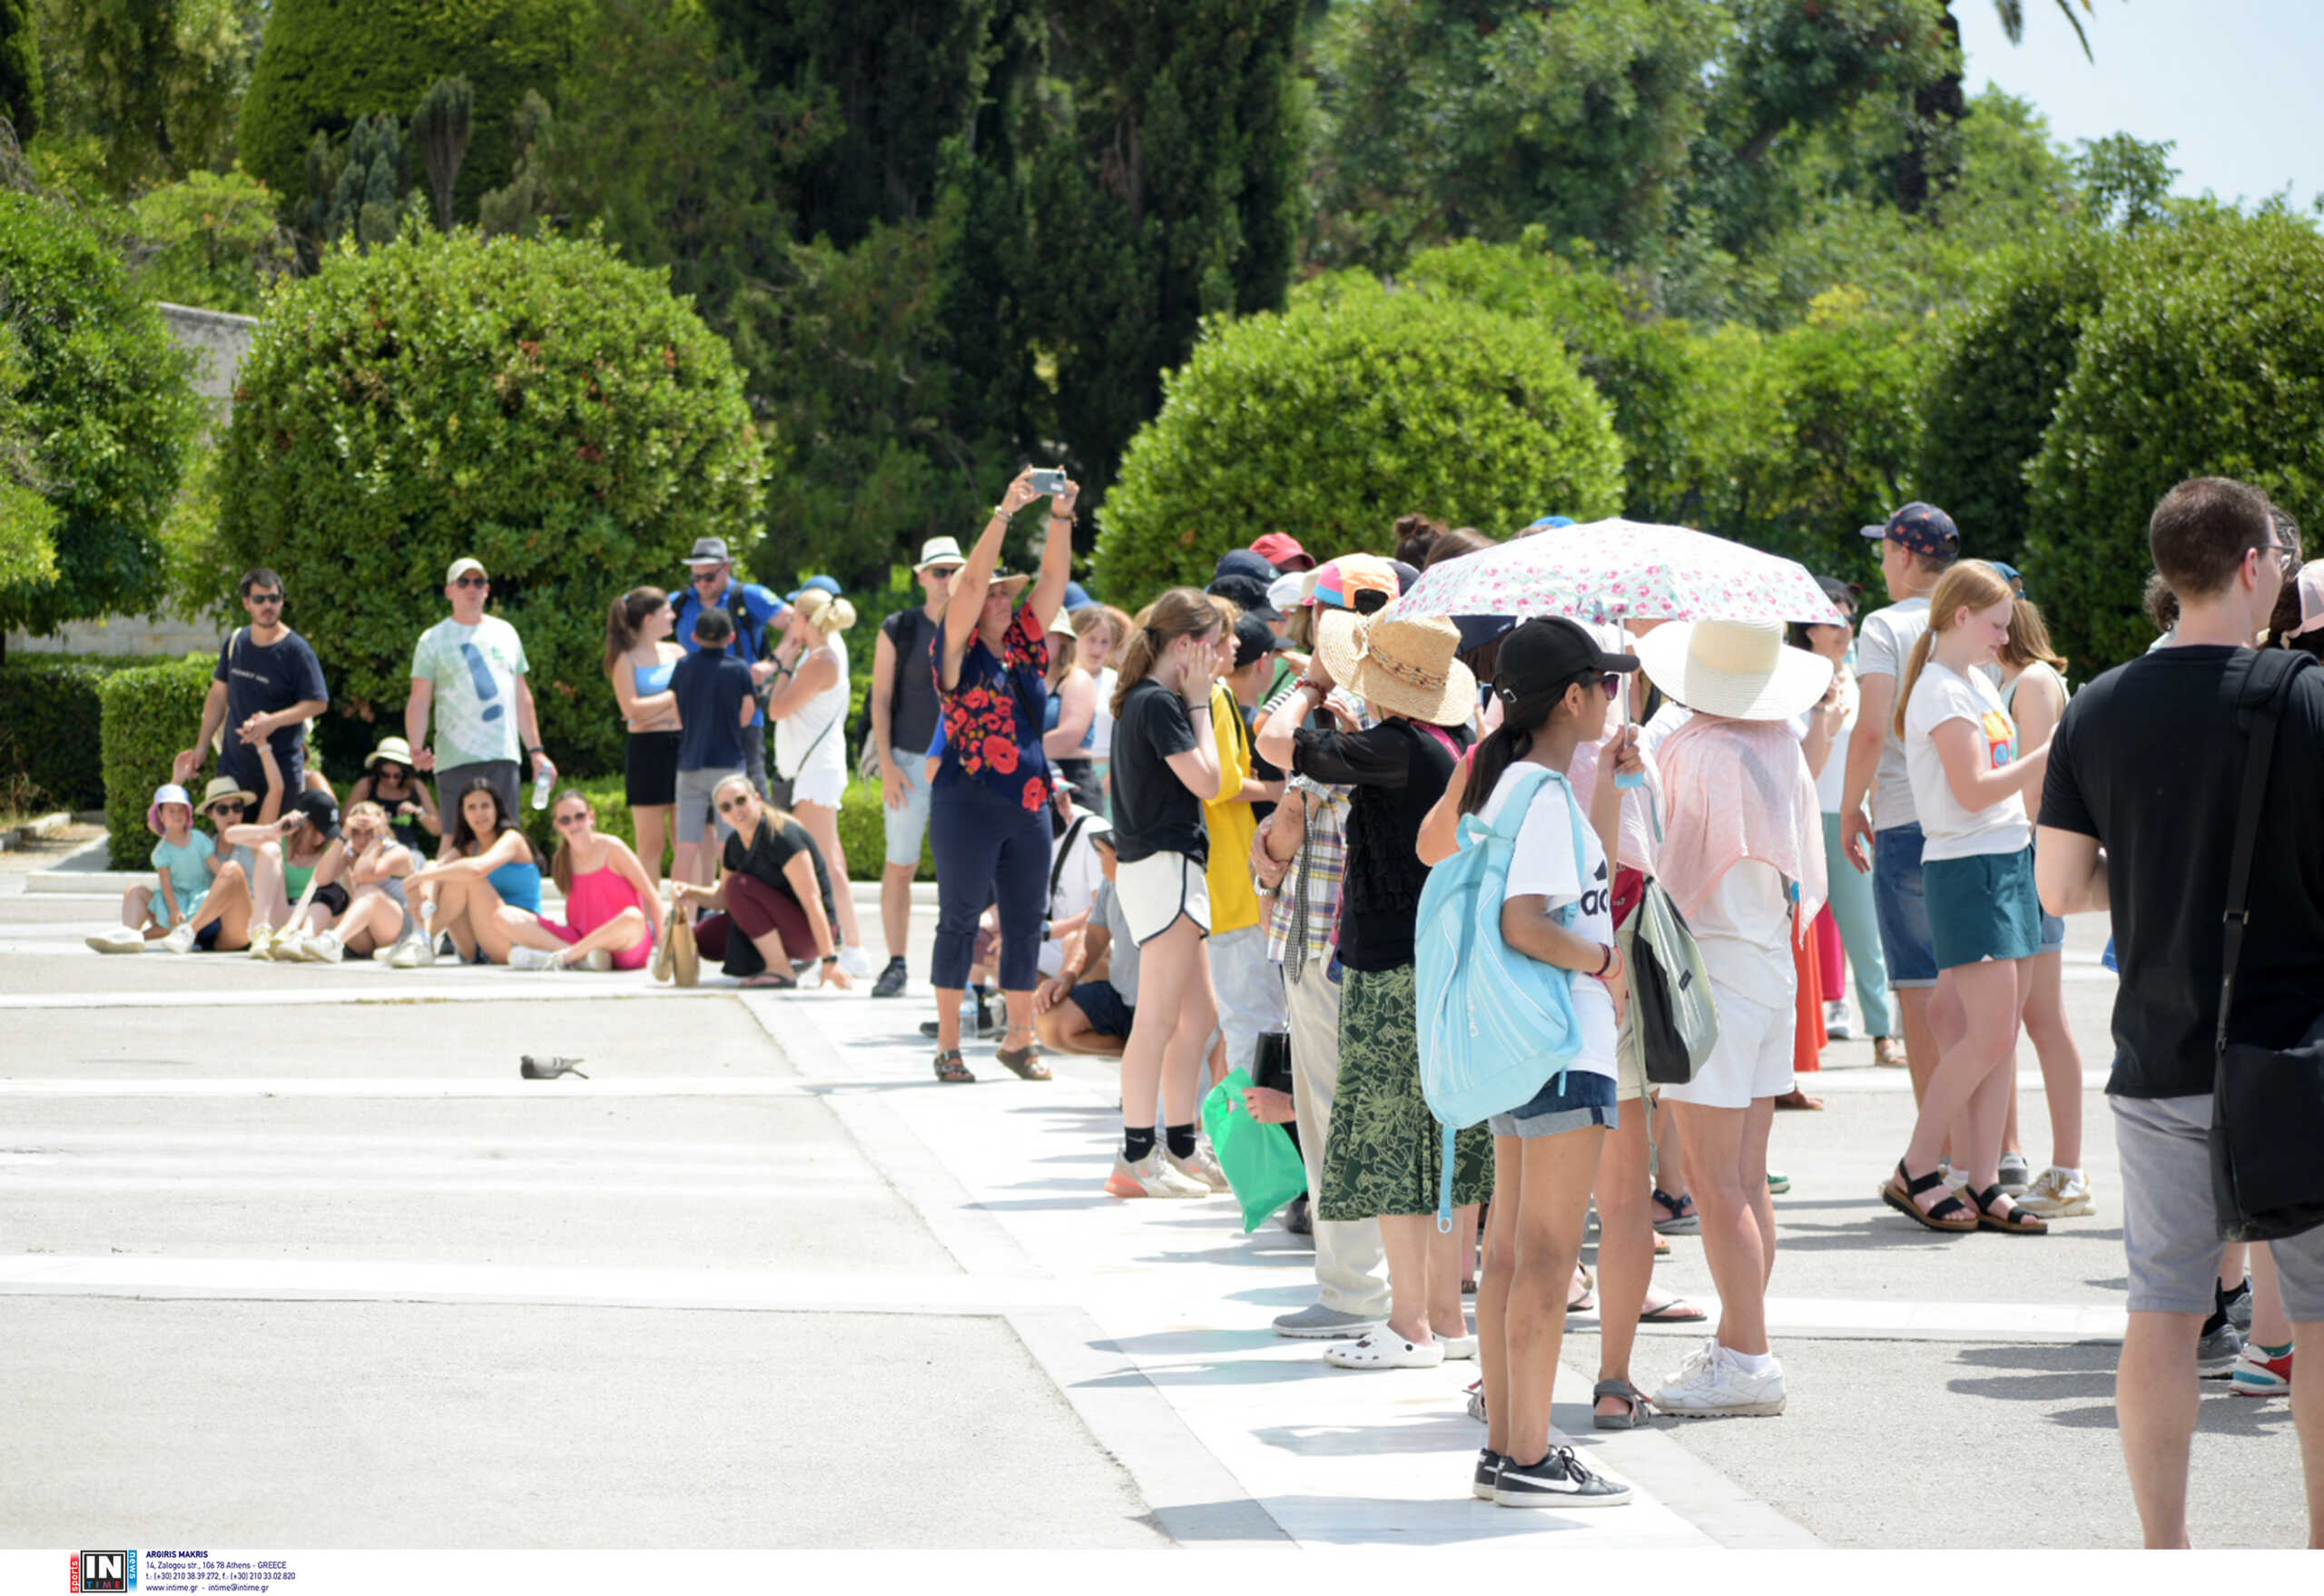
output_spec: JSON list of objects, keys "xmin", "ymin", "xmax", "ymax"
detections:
[
  {"xmin": 1925, "ymin": 847, "xmax": 2043, "ymax": 970},
  {"xmin": 2113, "ymin": 1092, "xmax": 2324, "ymax": 1321},
  {"xmin": 1069, "ymin": 979, "xmax": 1136, "ymax": 1040},
  {"xmin": 625, "ymin": 731, "xmax": 681, "ymax": 809},
  {"xmin": 1872, "ymin": 821, "xmax": 1938, "ymax": 990},
  {"xmin": 1660, "ymin": 981, "xmax": 1794, "ymax": 1109},
  {"xmin": 1116, "ymin": 850, "xmax": 1210, "ymax": 945},
  {"xmin": 675, "ymin": 766, "xmax": 743, "ymax": 840}
]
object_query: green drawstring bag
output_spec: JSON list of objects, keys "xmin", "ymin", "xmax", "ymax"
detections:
[{"xmin": 1200, "ymin": 1067, "xmax": 1308, "ymax": 1234}]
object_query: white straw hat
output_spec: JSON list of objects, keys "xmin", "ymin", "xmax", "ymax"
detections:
[{"xmin": 1633, "ymin": 618, "xmax": 1833, "ymax": 723}]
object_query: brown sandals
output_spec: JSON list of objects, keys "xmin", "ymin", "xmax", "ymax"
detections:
[
  {"xmin": 994, "ymin": 1027, "xmax": 1051, "ymax": 1081},
  {"xmin": 1968, "ymin": 1184, "xmax": 2049, "ymax": 1236},
  {"xmin": 1883, "ymin": 1160, "xmax": 1977, "ymax": 1233},
  {"xmin": 933, "ymin": 1049, "xmax": 975, "ymax": 1084}
]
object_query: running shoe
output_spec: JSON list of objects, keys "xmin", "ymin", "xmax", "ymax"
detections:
[
  {"xmin": 1653, "ymin": 1338, "xmax": 1787, "ymax": 1417},
  {"xmin": 2197, "ymin": 1310, "xmax": 2242, "ymax": 1378},
  {"xmin": 160, "ymin": 922, "xmax": 198, "ymax": 955},
  {"xmin": 1105, "ymin": 1150, "xmax": 1208, "ymax": 1199},
  {"xmin": 1766, "ymin": 1170, "xmax": 1791, "ymax": 1194},
  {"xmin": 2219, "ymin": 1276, "xmax": 2254, "ymax": 1334},
  {"xmin": 1492, "ymin": 1445, "xmax": 1633, "ymax": 1508},
  {"xmin": 838, "ymin": 944, "xmax": 873, "ymax": 980},
  {"xmin": 1165, "ymin": 1143, "xmax": 1229, "ymax": 1193},
  {"xmin": 244, "ymin": 923, "xmax": 275, "ymax": 960},
  {"xmin": 507, "ymin": 943, "xmax": 561, "ymax": 971},
  {"xmin": 2230, "ymin": 1341, "xmax": 2292, "ymax": 1398},
  {"xmin": 84, "ymin": 925, "xmax": 147, "ymax": 954},
  {"xmin": 1997, "ymin": 1152, "xmax": 2033, "ymax": 1197},
  {"xmin": 872, "ymin": 957, "xmax": 909, "ymax": 999},
  {"xmin": 1823, "ymin": 999, "xmax": 1856, "ymax": 1040},
  {"xmin": 2015, "ymin": 1167, "xmax": 2094, "ymax": 1218},
  {"xmin": 386, "ymin": 931, "xmax": 435, "ymax": 970}
]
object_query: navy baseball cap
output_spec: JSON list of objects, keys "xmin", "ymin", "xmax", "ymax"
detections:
[
  {"xmin": 1863, "ymin": 503, "xmax": 1960, "ymax": 558},
  {"xmin": 1213, "ymin": 548, "xmax": 1277, "ymax": 587},
  {"xmin": 1206, "ymin": 572, "xmax": 1281, "ymax": 623}
]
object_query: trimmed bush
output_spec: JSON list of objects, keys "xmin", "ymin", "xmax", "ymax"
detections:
[
  {"xmin": 2024, "ymin": 212, "xmax": 2324, "ymax": 672},
  {"xmin": 0, "ymin": 191, "xmax": 203, "ymax": 636},
  {"xmin": 97, "ymin": 655, "xmax": 214, "ymax": 866},
  {"xmin": 0, "ymin": 655, "xmax": 143, "ymax": 812},
  {"xmin": 1094, "ymin": 275, "xmax": 1624, "ymax": 596},
  {"xmin": 215, "ymin": 227, "xmax": 767, "ymax": 780},
  {"xmin": 240, "ymin": 0, "xmax": 578, "ymax": 224}
]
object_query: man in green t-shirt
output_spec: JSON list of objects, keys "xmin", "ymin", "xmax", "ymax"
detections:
[{"xmin": 405, "ymin": 557, "xmax": 550, "ymax": 839}]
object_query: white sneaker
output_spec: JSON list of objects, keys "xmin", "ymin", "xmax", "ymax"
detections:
[
  {"xmin": 838, "ymin": 943, "xmax": 873, "ymax": 979},
  {"xmin": 1653, "ymin": 1338, "xmax": 1787, "ymax": 1417},
  {"xmin": 581, "ymin": 948, "xmax": 614, "ymax": 972},
  {"xmin": 507, "ymin": 943, "xmax": 562, "ymax": 971},
  {"xmin": 267, "ymin": 929, "xmax": 309, "ymax": 961},
  {"xmin": 1104, "ymin": 1149, "xmax": 1210, "ymax": 1199},
  {"xmin": 1822, "ymin": 999, "xmax": 1855, "ymax": 1040},
  {"xmin": 245, "ymin": 924, "xmax": 276, "ymax": 960},
  {"xmin": 302, "ymin": 931, "xmax": 343, "ymax": 964},
  {"xmin": 2014, "ymin": 1167, "xmax": 2095, "ymax": 1219},
  {"xmin": 386, "ymin": 932, "xmax": 435, "ymax": 970},
  {"xmin": 84, "ymin": 925, "xmax": 147, "ymax": 954},
  {"xmin": 160, "ymin": 922, "xmax": 198, "ymax": 955},
  {"xmin": 1165, "ymin": 1144, "xmax": 1230, "ymax": 1193}
]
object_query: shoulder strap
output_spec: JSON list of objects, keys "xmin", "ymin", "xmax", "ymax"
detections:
[
  {"xmin": 1050, "ymin": 814, "xmax": 1092, "ymax": 898},
  {"xmin": 2216, "ymin": 650, "xmax": 2313, "ymax": 1056}
]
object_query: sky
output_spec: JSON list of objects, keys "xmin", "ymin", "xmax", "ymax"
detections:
[{"xmin": 1954, "ymin": 0, "xmax": 2324, "ymax": 209}]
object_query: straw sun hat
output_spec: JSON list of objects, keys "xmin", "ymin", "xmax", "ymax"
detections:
[
  {"xmin": 1315, "ymin": 606, "xmax": 1476, "ymax": 728},
  {"xmin": 1633, "ymin": 618, "xmax": 1833, "ymax": 723}
]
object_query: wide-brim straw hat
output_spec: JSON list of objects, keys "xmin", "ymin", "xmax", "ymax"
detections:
[
  {"xmin": 200, "ymin": 775, "xmax": 258, "ymax": 808},
  {"xmin": 985, "ymin": 570, "xmax": 1032, "ymax": 602},
  {"xmin": 1633, "ymin": 618, "xmax": 1834, "ymax": 723},
  {"xmin": 365, "ymin": 735, "xmax": 417, "ymax": 770},
  {"xmin": 1315, "ymin": 606, "xmax": 1477, "ymax": 727}
]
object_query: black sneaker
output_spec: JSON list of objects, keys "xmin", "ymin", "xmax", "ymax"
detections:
[
  {"xmin": 1472, "ymin": 1448, "xmax": 1502, "ymax": 1501},
  {"xmin": 872, "ymin": 957, "xmax": 909, "ymax": 999},
  {"xmin": 1281, "ymin": 1195, "xmax": 1313, "ymax": 1236},
  {"xmin": 2198, "ymin": 1308, "xmax": 2242, "ymax": 1377},
  {"xmin": 2219, "ymin": 1276, "xmax": 2254, "ymax": 1335},
  {"xmin": 519, "ymin": 1055, "xmax": 588, "ymax": 1080},
  {"xmin": 1492, "ymin": 1446, "xmax": 1632, "ymax": 1509}
]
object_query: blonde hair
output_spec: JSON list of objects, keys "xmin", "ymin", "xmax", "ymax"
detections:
[
  {"xmin": 2000, "ymin": 597, "xmax": 2067, "ymax": 674},
  {"xmin": 1111, "ymin": 588, "xmax": 1223, "ymax": 718},
  {"xmin": 792, "ymin": 587, "xmax": 857, "ymax": 640},
  {"xmin": 711, "ymin": 771, "xmax": 795, "ymax": 834},
  {"xmin": 1894, "ymin": 560, "xmax": 2017, "ymax": 738}
]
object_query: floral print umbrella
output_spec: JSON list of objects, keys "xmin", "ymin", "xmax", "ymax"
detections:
[{"xmin": 1397, "ymin": 517, "xmax": 1846, "ymax": 627}]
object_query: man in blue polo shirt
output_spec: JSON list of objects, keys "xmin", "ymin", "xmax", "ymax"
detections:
[{"xmin": 669, "ymin": 537, "xmax": 788, "ymax": 797}]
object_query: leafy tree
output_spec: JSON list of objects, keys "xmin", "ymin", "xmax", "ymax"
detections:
[
  {"xmin": 1, "ymin": 0, "xmax": 41, "ymax": 141},
  {"xmin": 290, "ymin": 113, "xmax": 414, "ymax": 261},
  {"xmin": 27, "ymin": 0, "xmax": 263, "ymax": 192},
  {"xmin": 125, "ymin": 164, "xmax": 290, "ymax": 311},
  {"xmin": 2024, "ymin": 210, "xmax": 2324, "ymax": 672},
  {"xmin": 1095, "ymin": 276, "xmax": 1624, "ymax": 595},
  {"xmin": 0, "ymin": 188, "xmax": 201, "ymax": 638},
  {"xmin": 212, "ymin": 226, "xmax": 767, "ymax": 773},
  {"xmin": 239, "ymin": 0, "xmax": 578, "ymax": 225},
  {"xmin": 0, "ymin": 320, "xmax": 58, "ymax": 592},
  {"xmin": 2073, "ymin": 132, "xmax": 2176, "ymax": 232}
]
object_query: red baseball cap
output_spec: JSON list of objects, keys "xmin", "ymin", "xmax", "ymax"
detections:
[{"xmin": 1251, "ymin": 533, "xmax": 1314, "ymax": 573}]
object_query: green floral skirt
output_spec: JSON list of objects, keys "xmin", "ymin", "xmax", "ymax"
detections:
[{"xmin": 1317, "ymin": 963, "xmax": 1494, "ymax": 1221}]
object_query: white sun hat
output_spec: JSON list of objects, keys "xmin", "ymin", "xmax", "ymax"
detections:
[{"xmin": 1633, "ymin": 617, "xmax": 1833, "ymax": 724}]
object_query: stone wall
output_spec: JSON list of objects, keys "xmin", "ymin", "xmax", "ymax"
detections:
[{"xmin": 5, "ymin": 303, "xmax": 257, "ymax": 660}]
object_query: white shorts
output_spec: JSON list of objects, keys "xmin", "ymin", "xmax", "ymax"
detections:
[
  {"xmin": 787, "ymin": 765, "xmax": 848, "ymax": 810},
  {"xmin": 1659, "ymin": 983, "xmax": 1794, "ymax": 1109},
  {"xmin": 1115, "ymin": 850, "xmax": 1210, "ymax": 945}
]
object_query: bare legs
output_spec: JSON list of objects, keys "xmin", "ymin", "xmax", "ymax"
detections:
[
  {"xmin": 115, "ymin": 884, "xmax": 162, "ymax": 939},
  {"xmin": 1593, "ymin": 1103, "xmax": 1659, "ymax": 1414},
  {"xmin": 1035, "ymin": 997, "xmax": 1128, "ymax": 1058},
  {"xmin": 2118, "ymin": 1311, "xmax": 2204, "ymax": 1547},
  {"xmin": 1903, "ymin": 960, "xmax": 2034, "ymax": 1197},
  {"xmin": 180, "ymin": 862, "xmax": 254, "ymax": 951},
  {"xmin": 1115, "ymin": 917, "xmax": 1216, "ymax": 1133},
  {"xmin": 881, "ymin": 861, "xmax": 914, "ymax": 966},
  {"xmin": 548, "ymin": 906, "xmax": 650, "ymax": 968},
  {"xmin": 1380, "ymin": 1211, "xmax": 1472, "ymax": 1351},
  {"xmin": 2020, "ymin": 949, "xmax": 2084, "ymax": 1169},
  {"xmin": 793, "ymin": 799, "xmax": 862, "ymax": 951},
  {"xmin": 1669, "ymin": 1098, "xmax": 1777, "ymax": 1355},
  {"xmin": 426, "ymin": 876, "xmax": 554, "ymax": 965},
  {"xmin": 632, "ymin": 803, "xmax": 673, "ymax": 897},
  {"xmin": 1480, "ymin": 1129, "xmax": 1606, "ymax": 1463}
]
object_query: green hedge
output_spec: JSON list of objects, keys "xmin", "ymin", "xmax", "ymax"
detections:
[
  {"xmin": 523, "ymin": 775, "xmax": 931, "ymax": 884},
  {"xmin": 0, "ymin": 655, "xmax": 144, "ymax": 812},
  {"xmin": 1095, "ymin": 273, "xmax": 1624, "ymax": 596},
  {"xmin": 97, "ymin": 655, "xmax": 214, "ymax": 867}
]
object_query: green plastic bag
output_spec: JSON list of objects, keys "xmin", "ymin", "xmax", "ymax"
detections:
[{"xmin": 1200, "ymin": 1067, "xmax": 1308, "ymax": 1233}]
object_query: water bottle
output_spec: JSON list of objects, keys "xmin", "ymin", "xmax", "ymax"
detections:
[{"xmin": 530, "ymin": 757, "xmax": 556, "ymax": 810}]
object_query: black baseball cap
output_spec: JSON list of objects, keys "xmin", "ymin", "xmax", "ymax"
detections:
[
  {"xmin": 1492, "ymin": 617, "xmax": 1639, "ymax": 703},
  {"xmin": 289, "ymin": 789, "xmax": 340, "ymax": 839},
  {"xmin": 1233, "ymin": 614, "xmax": 1290, "ymax": 669},
  {"xmin": 1207, "ymin": 572, "xmax": 1282, "ymax": 623}
]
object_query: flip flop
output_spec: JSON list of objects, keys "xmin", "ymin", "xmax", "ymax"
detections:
[
  {"xmin": 740, "ymin": 971, "xmax": 795, "ymax": 989},
  {"xmin": 1638, "ymin": 1296, "xmax": 1707, "ymax": 1325}
]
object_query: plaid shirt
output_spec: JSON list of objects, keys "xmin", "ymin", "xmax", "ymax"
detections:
[{"xmin": 1262, "ymin": 687, "xmax": 1373, "ymax": 976}]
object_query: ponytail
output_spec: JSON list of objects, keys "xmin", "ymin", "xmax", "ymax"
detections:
[
  {"xmin": 1110, "ymin": 587, "xmax": 1216, "ymax": 719},
  {"xmin": 605, "ymin": 586, "xmax": 667, "ymax": 677},
  {"xmin": 1459, "ymin": 680, "xmax": 1586, "ymax": 817},
  {"xmin": 1892, "ymin": 559, "xmax": 2015, "ymax": 738}
]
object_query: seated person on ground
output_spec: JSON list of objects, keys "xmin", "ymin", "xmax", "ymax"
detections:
[
  {"xmin": 406, "ymin": 778, "xmax": 566, "ymax": 966},
  {"xmin": 87, "ymin": 783, "xmax": 209, "ymax": 953},
  {"xmin": 1033, "ymin": 828, "xmax": 1139, "ymax": 1057},
  {"xmin": 163, "ymin": 772, "xmax": 288, "ymax": 954},
  {"xmin": 675, "ymin": 773, "xmax": 851, "ymax": 990},
  {"xmin": 524, "ymin": 788, "xmax": 660, "ymax": 972}
]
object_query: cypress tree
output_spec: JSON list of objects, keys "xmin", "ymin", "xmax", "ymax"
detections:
[{"xmin": 0, "ymin": 0, "xmax": 41, "ymax": 143}]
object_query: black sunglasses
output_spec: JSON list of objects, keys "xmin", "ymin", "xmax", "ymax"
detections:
[
  {"xmin": 553, "ymin": 810, "xmax": 589, "ymax": 827},
  {"xmin": 208, "ymin": 800, "xmax": 248, "ymax": 815},
  {"xmin": 246, "ymin": 592, "xmax": 283, "ymax": 606},
  {"xmin": 454, "ymin": 575, "xmax": 490, "ymax": 589},
  {"xmin": 715, "ymin": 794, "xmax": 752, "ymax": 814}
]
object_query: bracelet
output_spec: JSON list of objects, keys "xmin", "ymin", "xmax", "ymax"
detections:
[{"xmin": 1592, "ymin": 943, "xmax": 1614, "ymax": 979}]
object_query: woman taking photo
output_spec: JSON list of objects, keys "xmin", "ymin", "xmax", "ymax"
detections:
[
  {"xmin": 1632, "ymin": 617, "xmax": 1830, "ymax": 1417},
  {"xmin": 767, "ymin": 586, "xmax": 870, "ymax": 976},
  {"xmin": 539, "ymin": 789, "xmax": 659, "ymax": 970},
  {"xmin": 1882, "ymin": 561, "xmax": 2053, "ymax": 1237},
  {"xmin": 924, "ymin": 468, "xmax": 1078, "ymax": 1084},
  {"xmin": 405, "ymin": 779, "xmax": 556, "ymax": 966},
  {"xmin": 349, "ymin": 737, "xmax": 440, "ymax": 857},
  {"xmin": 1422, "ymin": 617, "xmax": 1640, "ymax": 1508},
  {"xmin": 1257, "ymin": 599, "xmax": 1484, "ymax": 1372},
  {"xmin": 1103, "ymin": 588, "xmax": 1228, "ymax": 1198},
  {"xmin": 606, "ymin": 586, "xmax": 684, "ymax": 894},
  {"xmin": 677, "ymin": 773, "xmax": 852, "ymax": 989}
]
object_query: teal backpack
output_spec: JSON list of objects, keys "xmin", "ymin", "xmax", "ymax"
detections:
[{"xmin": 1414, "ymin": 762, "xmax": 1589, "ymax": 1229}]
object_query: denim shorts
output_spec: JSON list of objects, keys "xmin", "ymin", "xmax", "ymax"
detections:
[
  {"xmin": 1872, "ymin": 822, "xmax": 1938, "ymax": 989},
  {"xmin": 1487, "ymin": 1068, "xmax": 1620, "ymax": 1139},
  {"xmin": 881, "ymin": 745, "xmax": 934, "ymax": 867}
]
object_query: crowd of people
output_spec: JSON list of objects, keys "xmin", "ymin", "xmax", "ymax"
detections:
[{"xmin": 80, "ymin": 471, "xmax": 2324, "ymax": 1539}]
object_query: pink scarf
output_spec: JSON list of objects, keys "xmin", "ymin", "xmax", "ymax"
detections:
[{"xmin": 1653, "ymin": 716, "xmax": 1825, "ymax": 930}]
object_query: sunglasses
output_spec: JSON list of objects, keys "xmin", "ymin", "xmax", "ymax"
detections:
[
  {"xmin": 1594, "ymin": 673, "xmax": 1621, "ymax": 700},
  {"xmin": 553, "ymin": 810, "xmax": 590, "ymax": 827},
  {"xmin": 208, "ymin": 800, "xmax": 247, "ymax": 816},
  {"xmin": 246, "ymin": 592, "xmax": 283, "ymax": 606},
  {"xmin": 454, "ymin": 575, "xmax": 490, "ymax": 589},
  {"xmin": 692, "ymin": 568, "xmax": 725, "ymax": 585},
  {"xmin": 715, "ymin": 794, "xmax": 752, "ymax": 814}
]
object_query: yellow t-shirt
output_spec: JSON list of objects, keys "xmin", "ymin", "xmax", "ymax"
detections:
[{"xmin": 1203, "ymin": 680, "xmax": 1261, "ymax": 934}]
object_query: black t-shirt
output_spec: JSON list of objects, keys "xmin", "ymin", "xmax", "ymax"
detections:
[
  {"xmin": 1108, "ymin": 676, "xmax": 1206, "ymax": 865},
  {"xmin": 724, "ymin": 814, "xmax": 841, "ymax": 932},
  {"xmin": 882, "ymin": 606, "xmax": 943, "ymax": 754},
  {"xmin": 214, "ymin": 626, "xmax": 328, "ymax": 773},
  {"xmin": 1292, "ymin": 717, "xmax": 1467, "ymax": 972},
  {"xmin": 2039, "ymin": 645, "xmax": 2324, "ymax": 1098}
]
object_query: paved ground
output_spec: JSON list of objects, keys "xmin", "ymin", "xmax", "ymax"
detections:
[{"xmin": 1, "ymin": 852, "xmax": 2309, "ymax": 1550}]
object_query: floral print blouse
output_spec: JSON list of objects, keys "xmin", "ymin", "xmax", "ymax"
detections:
[{"xmin": 934, "ymin": 602, "xmax": 1052, "ymax": 813}]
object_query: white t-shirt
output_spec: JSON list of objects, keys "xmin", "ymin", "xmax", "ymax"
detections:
[
  {"xmin": 1904, "ymin": 660, "xmax": 2030, "ymax": 862},
  {"xmin": 1691, "ymin": 859, "xmax": 1796, "ymax": 1000},
  {"xmin": 1855, "ymin": 596, "xmax": 1929, "ymax": 832},
  {"xmin": 1787, "ymin": 665, "xmax": 1859, "ymax": 815},
  {"xmin": 1088, "ymin": 667, "xmax": 1119, "ymax": 759},
  {"xmin": 1477, "ymin": 763, "xmax": 1617, "ymax": 1082}
]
